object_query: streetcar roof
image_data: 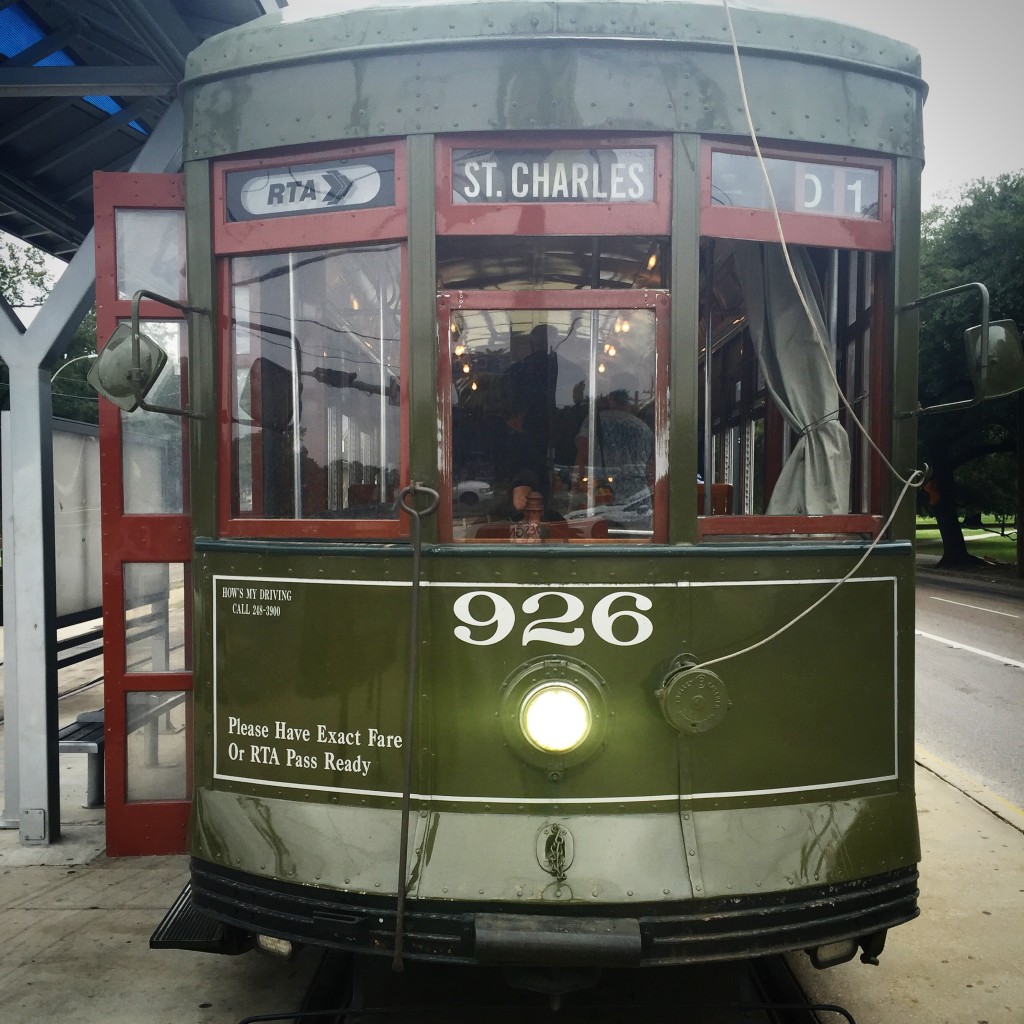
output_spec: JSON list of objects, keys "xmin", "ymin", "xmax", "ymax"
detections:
[{"xmin": 185, "ymin": 0, "xmax": 922, "ymax": 87}]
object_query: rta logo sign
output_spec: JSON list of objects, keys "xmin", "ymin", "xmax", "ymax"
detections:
[{"xmin": 225, "ymin": 155, "xmax": 394, "ymax": 221}]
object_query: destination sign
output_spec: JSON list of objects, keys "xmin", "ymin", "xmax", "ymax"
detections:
[
  {"xmin": 452, "ymin": 147, "xmax": 656, "ymax": 204},
  {"xmin": 711, "ymin": 151, "xmax": 881, "ymax": 220},
  {"xmin": 226, "ymin": 154, "xmax": 395, "ymax": 221}
]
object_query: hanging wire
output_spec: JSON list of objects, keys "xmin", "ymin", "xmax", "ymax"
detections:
[{"xmin": 690, "ymin": 1, "xmax": 926, "ymax": 672}]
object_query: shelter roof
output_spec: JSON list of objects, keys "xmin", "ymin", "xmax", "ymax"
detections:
[{"xmin": 0, "ymin": 0, "xmax": 266, "ymax": 261}]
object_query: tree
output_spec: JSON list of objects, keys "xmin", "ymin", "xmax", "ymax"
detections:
[
  {"xmin": 917, "ymin": 173, "xmax": 1024, "ymax": 568},
  {"xmin": 50, "ymin": 308, "xmax": 100, "ymax": 425},
  {"xmin": 0, "ymin": 235, "xmax": 97, "ymax": 424},
  {"xmin": 0, "ymin": 235, "xmax": 54, "ymax": 308}
]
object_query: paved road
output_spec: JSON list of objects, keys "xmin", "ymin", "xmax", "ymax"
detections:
[{"xmin": 915, "ymin": 575, "xmax": 1024, "ymax": 811}]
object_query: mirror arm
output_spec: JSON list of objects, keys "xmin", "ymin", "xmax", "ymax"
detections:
[
  {"xmin": 130, "ymin": 289, "xmax": 207, "ymax": 420},
  {"xmin": 897, "ymin": 282, "xmax": 989, "ymax": 418}
]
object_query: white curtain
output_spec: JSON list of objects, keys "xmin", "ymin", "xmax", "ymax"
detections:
[{"xmin": 731, "ymin": 243, "xmax": 851, "ymax": 515}]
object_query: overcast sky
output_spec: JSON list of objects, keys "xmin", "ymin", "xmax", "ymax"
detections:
[{"xmin": 751, "ymin": 0, "xmax": 1022, "ymax": 207}]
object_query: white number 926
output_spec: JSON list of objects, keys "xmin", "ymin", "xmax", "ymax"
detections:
[{"xmin": 452, "ymin": 590, "xmax": 654, "ymax": 647}]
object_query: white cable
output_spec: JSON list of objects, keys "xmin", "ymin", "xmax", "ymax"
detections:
[{"xmin": 694, "ymin": 466, "xmax": 923, "ymax": 671}]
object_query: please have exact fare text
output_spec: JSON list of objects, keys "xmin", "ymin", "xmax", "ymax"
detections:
[{"xmin": 225, "ymin": 716, "xmax": 402, "ymax": 777}]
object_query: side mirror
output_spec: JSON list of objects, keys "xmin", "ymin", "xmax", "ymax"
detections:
[
  {"xmin": 901, "ymin": 281, "xmax": 1024, "ymax": 416},
  {"xmin": 964, "ymin": 319, "xmax": 1024, "ymax": 401},
  {"xmin": 87, "ymin": 322, "xmax": 168, "ymax": 412},
  {"xmin": 88, "ymin": 290, "xmax": 205, "ymax": 419}
]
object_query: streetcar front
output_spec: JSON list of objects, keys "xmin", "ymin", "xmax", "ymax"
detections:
[{"xmin": 105, "ymin": 0, "xmax": 938, "ymax": 974}]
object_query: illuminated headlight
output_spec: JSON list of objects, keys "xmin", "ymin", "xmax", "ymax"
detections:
[{"xmin": 520, "ymin": 683, "xmax": 592, "ymax": 753}]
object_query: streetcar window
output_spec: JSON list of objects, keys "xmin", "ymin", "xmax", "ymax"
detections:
[
  {"xmin": 700, "ymin": 239, "xmax": 884, "ymax": 521},
  {"xmin": 229, "ymin": 244, "xmax": 401, "ymax": 521},
  {"xmin": 437, "ymin": 236, "xmax": 667, "ymax": 291},
  {"xmin": 449, "ymin": 307, "xmax": 659, "ymax": 541}
]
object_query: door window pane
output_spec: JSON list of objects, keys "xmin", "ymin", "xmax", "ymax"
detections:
[
  {"xmin": 231, "ymin": 245, "xmax": 401, "ymax": 520},
  {"xmin": 125, "ymin": 691, "xmax": 189, "ymax": 802},
  {"xmin": 115, "ymin": 209, "xmax": 186, "ymax": 301},
  {"xmin": 451, "ymin": 308, "xmax": 658, "ymax": 540},
  {"xmin": 124, "ymin": 562, "xmax": 188, "ymax": 673},
  {"xmin": 121, "ymin": 320, "xmax": 188, "ymax": 514}
]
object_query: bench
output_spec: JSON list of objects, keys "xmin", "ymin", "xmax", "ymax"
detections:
[
  {"xmin": 57, "ymin": 710, "xmax": 105, "ymax": 808},
  {"xmin": 56, "ymin": 624, "xmax": 104, "ymax": 670},
  {"xmin": 57, "ymin": 692, "xmax": 186, "ymax": 809}
]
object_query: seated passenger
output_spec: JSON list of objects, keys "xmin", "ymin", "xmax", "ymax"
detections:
[{"xmin": 573, "ymin": 375, "xmax": 654, "ymax": 506}]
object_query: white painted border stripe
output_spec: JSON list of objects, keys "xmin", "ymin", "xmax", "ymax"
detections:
[
  {"xmin": 212, "ymin": 573, "xmax": 897, "ymax": 590},
  {"xmin": 210, "ymin": 772, "xmax": 899, "ymax": 804},
  {"xmin": 212, "ymin": 574, "xmax": 900, "ymax": 801}
]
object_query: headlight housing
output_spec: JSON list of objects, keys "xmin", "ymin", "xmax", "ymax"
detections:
[{"xmin": 498, "ymin": 656, "xmax": 608, "ymax": 772}]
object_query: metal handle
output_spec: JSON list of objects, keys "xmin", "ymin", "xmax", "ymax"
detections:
[{"xmin": 392, "ymin": 482, "xmax": 439, "ymax": 971}]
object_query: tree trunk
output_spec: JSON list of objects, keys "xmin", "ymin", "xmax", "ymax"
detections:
[{"xmin": 930, "ymin": 458, "xmax": 983, "ymax": 568}]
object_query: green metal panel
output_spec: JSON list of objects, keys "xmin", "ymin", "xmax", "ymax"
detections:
[
  {"xmin": 669, "ymin": 132, "xmax": 700, "ymax": 541},
  {"xmin": 183, "ymin": 159, "xmax": 218, "ymax": 541},
  {"xmin": 406, "ymin": 133, "xmax": 442, "ymax": 539},
  {"xmin": 183, "ymin": 3, "xmax": 924, "ymax": 161},
  {"xmin": 195, "ymin": 544, "xmax": 913, "ymax": 803},
  {"xmin": 191, "ymin": 541, "xmax": 918, "ymax": 899},
  {"xmin": 191, "ymin": 788, "xmax": 918, "ymax": 901},
  {"xmin": 186, "ymin": 2, "xmax": 922, "ymax": 86}
]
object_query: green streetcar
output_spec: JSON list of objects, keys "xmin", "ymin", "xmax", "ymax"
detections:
[{"xmin": 91, "ymin": 0, "xmax": 1024, "ymax": 990}]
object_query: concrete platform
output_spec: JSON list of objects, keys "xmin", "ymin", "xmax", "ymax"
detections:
[
  {"xmin": 1, "ymin": 738, "xmax": 1022, "ymax": 1023},
  {"xmin": 2, "ymin": 608, "xmax": 1022, "ymax": 1022}
]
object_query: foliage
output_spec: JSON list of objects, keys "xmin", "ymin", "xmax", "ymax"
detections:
[
  {"xmin": 917, "ymin": 172, "xmax": 1023, "ymax": 567},
  {"xmin": 0, "ymin": 237, "xmax": 55, "ymax": 307},
  {"xmin": 50, "ymin": 308, "xmax": 100, "ymax": 424},
  {"xmin": 0, "ymin": 238, "xmax": 98, "ymax": 424}
]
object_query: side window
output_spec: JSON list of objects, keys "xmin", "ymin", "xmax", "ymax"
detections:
[
  {"xmin": 699, "ymin": 142, "xmax": 892, "ymax": 534},
  {"xmin": 699, "ymin": 240, "xmax": 885, "ymax": 524},
  {"xmin": 229, "ymin": 244, "xmax": 402, "ymax": 521}
]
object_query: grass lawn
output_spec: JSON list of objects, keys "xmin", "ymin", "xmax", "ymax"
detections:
[{"xmin": 915, "ymin": 518, "xmax": 1019, "ymax": 566}]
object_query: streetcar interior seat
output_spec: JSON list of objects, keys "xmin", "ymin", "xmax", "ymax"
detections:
[
  {"xmin": 348, "ymin": 483, "xmax": 381, "ymax": 506},
  {"xmin": 697, "ymin": 483, "xmax": 733, "ymax": 515},
  {"xmin": 472, "ymin": 518, "xmax": 609, "ymax": 540}
]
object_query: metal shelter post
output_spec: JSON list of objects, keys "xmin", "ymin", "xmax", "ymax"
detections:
[{"xmin": 1, "ymin": 410, "xmax": 20, "ymax": 828}]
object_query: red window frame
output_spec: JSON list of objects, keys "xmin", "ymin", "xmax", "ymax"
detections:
[
  {"xmin": 436, "ymin": 133, "xmax": 672, "ymax": 236},
  {"xmin": 700, "ymin": 140, "xmax": 894, "ymax": 252},
  {"xmin": 437, "ymin": 288, "xmax": 671, "ymax": 544},
  {"xmin": 696, "ymin": 141, "xmax": 894, "ymax": 539},
  {"xmin": 213, "ymin": 141, "xmax": 411, "ymax": 540},
  {"xmin": 94, "ymin": 171, "xmax": 193, "ymax": 854}
]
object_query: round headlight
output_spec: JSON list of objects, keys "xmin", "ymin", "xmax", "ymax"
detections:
[{"xmin": 520, "ymin": 683, "xmax": 592, "ymax": 753}]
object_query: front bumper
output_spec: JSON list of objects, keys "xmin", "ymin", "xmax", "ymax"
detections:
[{"xmin": 189, "ymin": 858, "xmax": 919, "ymax": 967}]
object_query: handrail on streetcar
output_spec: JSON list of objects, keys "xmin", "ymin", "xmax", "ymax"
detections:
[
  {"xmin": 393, "ymin": 482, "xmax": 440, "ymax": 972},
  {"xmin": 128, "ymin": 289, "xmax": 207, "ymax": 419},
  {"xmin": 88, "ymin": 288, "xmax": 208, "ymax": 419},
  {"xmin": 898, "ymin": 281, "xmax": 989, "ymax": 417}
]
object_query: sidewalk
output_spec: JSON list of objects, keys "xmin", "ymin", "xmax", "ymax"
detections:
[
  {"xmin": 1, "ymin": 721, "xmax": 1022, "ymax": 1023},
  {"xmin": 1, "ymin": 572, "xmax": 1021, "ymax": 1022}
]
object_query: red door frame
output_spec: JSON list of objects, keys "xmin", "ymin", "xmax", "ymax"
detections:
[{"xmin": 94, "ymin": 172, "xmax": 192, "ymax": 855}]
